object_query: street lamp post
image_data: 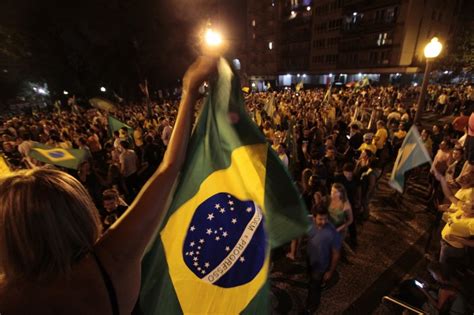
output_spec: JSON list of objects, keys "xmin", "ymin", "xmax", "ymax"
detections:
[{"xmin": 414, "ymin": 37, "xmax": 443, "ymax": 124}]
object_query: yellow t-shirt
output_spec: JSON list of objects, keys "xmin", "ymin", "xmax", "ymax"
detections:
[
  {"xmin": 394, "ymin": 130, "xmax": 407, "ymax": 140},
  {"xmin": 358, "ymin": 142, "xmax": 377, "ymax": 154},
  {"xmin": 441, "ymin": 209, "xmax": 474, "ymax": 248},
  {"xmin": 374, "ymin": 128, "xmax": 388, "ymax": 149}
]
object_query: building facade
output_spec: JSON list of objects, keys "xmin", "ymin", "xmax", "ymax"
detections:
[{"xmin": 245, "ymin": 0, "xmax": 464, "ymax": 88}]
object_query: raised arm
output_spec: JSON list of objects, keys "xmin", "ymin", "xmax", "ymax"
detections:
[{"xmin": 96, "ymin": 56, "xmax": 217, "ymax": 262}]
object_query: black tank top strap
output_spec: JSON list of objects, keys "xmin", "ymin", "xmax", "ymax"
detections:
[{"xmin": 92, "ymin": 252, "xmax": 120, "ymax": 315}]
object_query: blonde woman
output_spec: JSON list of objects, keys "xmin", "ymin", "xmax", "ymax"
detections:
[
  {"xmin": 0, "ymin": 56, "xmax": 217, "ymax": 314},
  {"xmin": 328, "ymin": 183, "xmax": 354, "ymax": 235}
]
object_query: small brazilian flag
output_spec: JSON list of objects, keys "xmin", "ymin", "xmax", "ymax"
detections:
[
  {"xmin": 107, "ymin": 116, "xmax": 133, "ymax": 139},
  {"xmin": 138, "ymin": 59, "xmax": 309, "ymax": 314},
  {"xmin": 30, "ymin": 143, "xmax": 87, "ymax": 170}
]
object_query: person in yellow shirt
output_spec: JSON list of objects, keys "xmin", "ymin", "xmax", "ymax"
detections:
[
  {"xmin": 432, "ymin": 169, "xmax": 474, "ymax": 264},
  {"xmin": 373, "ymin": 120, "xmax": 388, "ymax": 150},
  {"xmin": 358, "ymin": 133, "xmax": 377, "ymax": 154},
  {"xmin": 393, "ymin": 123, "xmax": 407, "ymax": 140}
]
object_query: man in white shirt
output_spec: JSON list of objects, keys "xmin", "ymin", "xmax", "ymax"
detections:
[
  {"xmin": 119, "ymin": 141, "xmax": 139, "ymax": 199},
  {"xmin": 277, "ymin": 143, "xmax": 289, "ymax": 168},
  {"xmin": 161, "ymin": 119, "xmax": 172, "ymax": 147}
]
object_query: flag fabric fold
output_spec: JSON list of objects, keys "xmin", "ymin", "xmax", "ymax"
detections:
[
  {"xmin": 389, "ymin": 126, "xmax": 432, "ymax": 193},
  {"xmin": 29, "ymin": 143, "xmax": 87, "ymax": 170},
  {"xmin": 0, "ymin": 155, "xmax": 11, "ymax": 176},
  {"xmin": 107, "ymin": 116, "xmax": 134, "ymax": 139},
  {"xmin": 138, "ymin": 58, "xmax": 309, "ymax": 315}
]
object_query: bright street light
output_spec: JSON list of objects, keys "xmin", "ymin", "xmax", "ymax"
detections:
[
  {"xmin": 63, "ymin": 90, "xmax": 69, "ymax": 95},
  {"xmin": 204, "ymin": 28, "xmax": 222, "ymax": 47},
  {"xmin": 415, "ymin": 37, "xmax": 443, "ymax": 124},
  {"xmin": 423, "ymin": 37, "xmax": 442, "ymax": 59},
  {"xmin": 100, "ymin": 86, "xmax": 106, "ymax": 92},
  {"xmin": 38, "ymin": 88, "xmax": 46, "ymax": 95}
]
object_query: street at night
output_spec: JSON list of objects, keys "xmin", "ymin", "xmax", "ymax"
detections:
[{"xmin": 0, "ymin": 0, "xmax": 473, "ymax": 314}]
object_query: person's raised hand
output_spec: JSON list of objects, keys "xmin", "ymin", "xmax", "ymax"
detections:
[{"xmin": 182, "ymin": 56, "xmax": 218, "ymax": 97}]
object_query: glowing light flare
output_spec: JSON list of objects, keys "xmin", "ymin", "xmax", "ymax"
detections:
[
  {"xmin": 424, "ymin": 37, "xmax": 442, "ymax": 59},
  {"xmin": 205, "ymin": 29, "xmax": 223, "ymax": 47},
  {"xmin": 100, "ymin": 87, "xmax": 106, "ymax": 92}
]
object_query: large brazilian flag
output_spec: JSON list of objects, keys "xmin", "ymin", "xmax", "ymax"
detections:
[{"xmin": 138, "ymin": 58, "xmax": 309, "ymax": 314}]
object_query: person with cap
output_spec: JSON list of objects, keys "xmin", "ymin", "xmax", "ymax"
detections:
[{"xmin": 358, "ymin": 133, "xmax": 377, "ymax": 154}]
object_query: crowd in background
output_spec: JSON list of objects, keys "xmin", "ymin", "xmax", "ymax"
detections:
[{"xmin": 1, "ymin": 83, "xmax": 473, "ymax": 313}]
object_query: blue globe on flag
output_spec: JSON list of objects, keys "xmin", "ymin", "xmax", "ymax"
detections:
[
  {"xmin": 48, "ymin": 151, "xmax": 66, "ymax": 159},
  {"xmin": 183, "ymin": 192, "xmax": 267, "ymax": 288}
]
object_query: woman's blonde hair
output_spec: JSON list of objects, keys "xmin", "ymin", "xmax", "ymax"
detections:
[
  {"xmin": 0, "ymin": 168, "xmax": 102, "ymax": 283},
  {"xmin": 331, "ymin": 183, "xmax": 348, "ymax": 203}
]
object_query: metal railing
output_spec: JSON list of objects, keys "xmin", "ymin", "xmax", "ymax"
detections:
[{"xmin": 382, "ymin": 296, "xmax": 426, "ymax": 314}]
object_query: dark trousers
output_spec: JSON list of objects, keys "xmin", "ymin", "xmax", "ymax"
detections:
[
  {"xmin": 307, "ymin": 272, "xmax": 323, "ymax": 313},
  {"xmin": 124, "ymin": 172, "xmax": 139, "ymax": 202}
]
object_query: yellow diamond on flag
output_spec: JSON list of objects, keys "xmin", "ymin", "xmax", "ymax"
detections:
[{"xmin": 161, "ymin": 144, "xmax": 270, "ymax": 314}]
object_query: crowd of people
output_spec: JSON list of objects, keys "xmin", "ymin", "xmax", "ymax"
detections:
[{"xmin": 1, "ymin": 80, "xmax": 473, "ymax": 313}]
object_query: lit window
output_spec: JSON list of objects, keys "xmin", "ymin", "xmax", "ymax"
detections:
[
  {"xmin": 252, "ymin": 19, "xmax": 256, "ymax": 27},
  {"xmin": 268, "ymin": 41, "xmax": 273, "ymax": 50}
]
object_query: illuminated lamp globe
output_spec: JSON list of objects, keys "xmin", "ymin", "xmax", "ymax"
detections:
[
  {"xmin": 424, "ymin": 37, "xmax": 442, "ymax": 59},
  {"xmin": 205, "ymin": 29, "xmax": 222, "ymax": 46}
]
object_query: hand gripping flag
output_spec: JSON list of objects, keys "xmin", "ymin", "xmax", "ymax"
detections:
[
  {"xmin": 389, "ymin": 126, "xmax": 432, "ymax": 193},
  {"xmin": 138, "ymin": 58, "xmax": 309, "ymax": 314},
  {"xmin": 30, "ymin": 143, "xmax": 87, "ymax": 170}
]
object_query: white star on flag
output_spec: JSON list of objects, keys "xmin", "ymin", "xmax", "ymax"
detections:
[
  {"xmin": 246, "ymin": 207, "xmax": 252, "ymax": 213},
  {"xmin": 232, "ymin": 218, "xmax": 237, "ymax": 224},
  {"xmin": 240, "ymin": 256, "xmax": 245, "ymax": 263},
  {"xmin": 193, "ymin": 257, "xmax": 198, "ymax": 261},
  {"xmin": 206, "ymin": 229, "xmax": 212, "ymax": 235},
  {"xmin": 219, "ymin": 208, "xmax": 225, "ymax": 213},
  {"xmin": 199, "ymin": 239, "xmax": 205, "ymax": 244},
  {"xmin": 204, "ymin": 262, "xmax": 210, "ymax": 268},
  {"xmin": 215, "ymin": 236, "xmax": 220, "ymax": 241},
  {"xmin": 225, "ymin": 246, "xmax": 230, "ymax": 251},
  {"xmin": 214, "ymin": 204, "xmax": 220, "ymax": 209},
  {"xmin": 222, "ymin": 231, "xmax": 228, "ymax": 237},
  {"xmin": 190, "ymin": 242, "xmax": 195, "ymax": 247},
  {"xmin": 228, "ymin": 200, "xmax": 234, "ymax": 205},
  {"xmin": 207, "ymin": 213, "xmax": 215, "ymax": 221},
  {"xmin": 190, "ymin": 226, "xmax": 196, "ymax": 231}
]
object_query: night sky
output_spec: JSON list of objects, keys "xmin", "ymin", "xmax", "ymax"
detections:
[{"xmin": 0, "ymin": 0, "xmax": 246, "ymax": 100}]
